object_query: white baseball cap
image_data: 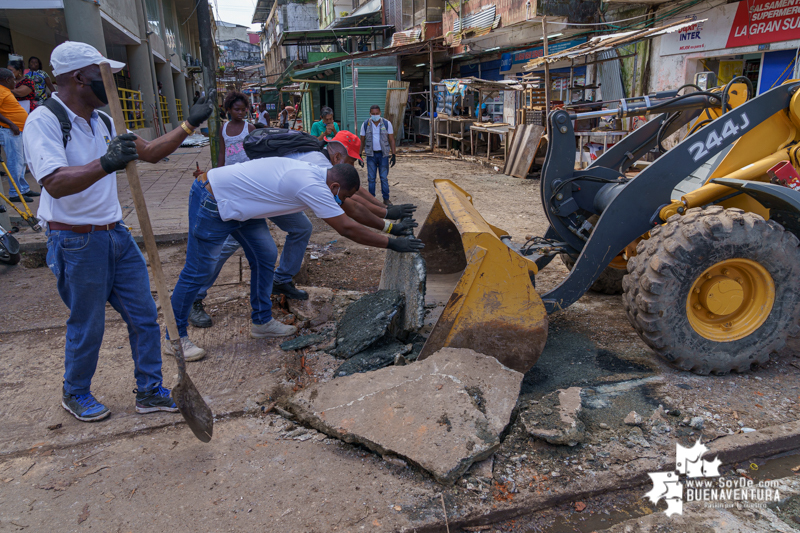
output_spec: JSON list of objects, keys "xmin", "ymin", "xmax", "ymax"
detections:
[{"xmin": 50, "ymin": 41, "xmax": 126, "ymax": 77}]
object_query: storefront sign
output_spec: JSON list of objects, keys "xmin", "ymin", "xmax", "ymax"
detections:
[
  {"xmin": 500, "ymin": 38, "xmax": 587, "ymax": 71},
  {"xmin": 661, "ymin": 0, "xmax": 800, "ymax": 56}
]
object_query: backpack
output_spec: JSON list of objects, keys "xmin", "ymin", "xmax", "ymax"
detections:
[
  {"xmin": 361, "ymin": 118, "xmax": 390, "ymax": 142},
  {"xmin": 243, "ymin": 127, "xmax": 324, "ymax": 160},
  {"xmin": 43, "ymin": 98, "xmax": 113, "ymax": 147}
]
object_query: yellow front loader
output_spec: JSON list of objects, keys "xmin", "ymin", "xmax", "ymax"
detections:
[{"xmin": 417, "ymin": 78, "xmax": 800, "ymax": 375}]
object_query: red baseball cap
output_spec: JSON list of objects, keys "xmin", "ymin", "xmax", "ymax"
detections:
[{"xmin": 330, "ymin": 130, "xmax": 363, "ymax": 162}]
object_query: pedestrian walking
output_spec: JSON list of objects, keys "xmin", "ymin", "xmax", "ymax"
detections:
[
  {"xmin": 0, "ymin": 68, "xmax": 33, "ymax": 202},
  {"xmin": 359, "ymin": 105, "xmax": 396, "ymax": 205},
  {"xmin": 257, "ymin": 102, "xmax": 269, "ymax": 125},
  {"xmin": 25, "ymin": 57, "xmax": 56, "ymax": 106},
  {"xmin": 22, "ymin": 41, "xmax": 216, "ymax": 422}
]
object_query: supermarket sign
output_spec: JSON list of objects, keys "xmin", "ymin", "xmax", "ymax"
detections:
[{"xmin": 661, "ymin": 0, "xmax": 800, "ymax": 56}]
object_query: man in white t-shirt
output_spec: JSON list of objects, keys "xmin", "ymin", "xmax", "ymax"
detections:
[
  {"xmin": 22, "ymin": 42, "xmax": 216, "ymax": 423},
  {"xmin": 359, "ymin": 105, "xmax": 397, "ymax": 205},
  {"xmin": 171, "ymin": 158, "xmax": 423, "ymax": 350},
  {"xmin": 257, "ymin": 102, "xmax": 269, "ymax": 125}
]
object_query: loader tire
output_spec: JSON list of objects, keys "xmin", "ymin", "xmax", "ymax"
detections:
[
  {"xmin": 560, "ymin": 254, "xmax": 626, "ymax": 295},
  {"xmin": 622, "ymin": 206, "xmax": 800, "ymax": 375}
]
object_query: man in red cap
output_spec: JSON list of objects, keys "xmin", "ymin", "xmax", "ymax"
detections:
[{"xmin": 187, "ymin": 130, "xmax": 418, "ymax": 330}]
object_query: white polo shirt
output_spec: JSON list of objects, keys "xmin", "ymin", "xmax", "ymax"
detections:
[
  {"xmin": 207, "ymin": 157, "xmax": 344, "ymax": 222},
  {"xmin": 23, "ymin": 94, "xmax": 122, "ymax": 225}
]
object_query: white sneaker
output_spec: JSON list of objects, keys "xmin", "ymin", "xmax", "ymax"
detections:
[
  {"xmin": 162, "ymin": 337, "xmax": 206, "ymax": 362},
  {"xmin": 251, "ymin": 320, "xmax": 298, "ymax": 338}
]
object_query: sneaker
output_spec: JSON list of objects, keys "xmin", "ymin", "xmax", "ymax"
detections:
[
  {"xmin": 135, "ymin": 384, "xmax": 179, "ymax": 414},
  {"xmin": 162, "ymin": 336, "xmax": 206, "ymax": 362},
  {"xmin": 188, "ymin": 299, "xmax": 213, "ymax": 328},
  {"xmin": 251, "ymin": 319, "xmax": 298, "ymax": 338},
  {"xmin": 62, "ymin": 388, "xmax": 111, "ymax": 422},
  {"xmin": 272, "ymin": 281, "xmax": 309, "ymax": 300}
]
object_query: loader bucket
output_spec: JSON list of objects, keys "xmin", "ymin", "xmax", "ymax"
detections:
[{"xmin": 417, "ymin": 179, "xmax": 548, "ymax": 374}]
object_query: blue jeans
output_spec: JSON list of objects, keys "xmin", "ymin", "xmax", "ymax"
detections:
[
  {"xmin": 366, "ymin": 151, "xmax": 390, "ymax": 200},
  {"xmin": 0, "ymin": 127, "xmax": 30, "ymax": 197},
  {"xmin": 171, "ymin": 180, "xmax": 278, "ymax": 338},
  {"xmin": 195, "ymin": 212, "xmax": 312, "ymax": 301},
  {"xmin": 46, "ymin": 223, "xmax": 163, "ymax": 395}
]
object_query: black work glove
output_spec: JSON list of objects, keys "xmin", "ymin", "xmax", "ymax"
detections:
[
  {"xmin": 187, "ymin": 89, "xmax": 217, "ymax": 127},
  {"xmin": 357, "ymin": 159, "xmax": 364, "ymax": 168},
  {"xmin": 386, "ymin": 203, "xmax": 417, "ymax": 220},
  {"xmin": 386, "ymin": 237, "xmax": 424, "ymax": 253},
  {"xmin": 99, "ymin": 133, "xmax": 138, "ymax": 174},
  {"xmin": 389, "ymin": 218, "xmax": 417, "ymax": 236},
  {"xmin": 390, "ymin": 153, "xmax": 396, "ymax": 167}
]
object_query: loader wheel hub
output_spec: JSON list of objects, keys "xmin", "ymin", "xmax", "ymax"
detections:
[
  {"xmin": 699, "ymin": 277, "xmax": 744, "ymax": 315},
  {"xmin": 686, "ymin": 259, "xmax": 775, "ymax": 342}
]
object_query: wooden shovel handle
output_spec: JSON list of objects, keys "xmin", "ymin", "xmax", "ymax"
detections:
[{"xmin": 99, "ymin": 64, "xmax": 185, "ymax": 372}]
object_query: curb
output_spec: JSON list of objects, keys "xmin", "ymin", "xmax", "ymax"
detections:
[{"xmin": 409, "ymin": 419, "xmax": 800, "ymax": 532}]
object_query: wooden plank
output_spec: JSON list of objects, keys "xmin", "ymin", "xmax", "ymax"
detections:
[
  {"xmin": 385, "ymin": 80, "xmax": 410, "ymax": 140},
  {"xmin": 503, "ymin": 126, "xmax": 518, "ymax": 174},
  {"xmin": 510, "ymin": 125, "xmax": 544, "ymax": 179},
  {"xmin": 503, "ymin": 124, "xmax": 529, "ymax": 177}
]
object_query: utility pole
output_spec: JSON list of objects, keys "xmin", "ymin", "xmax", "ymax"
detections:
[
  {"xmin": 542, "ymin": 16, "xmax": 551, "ymax": 123},
  {"xmin": 197, "ymin": 0, "xmax": 220, "ymax": 168}
]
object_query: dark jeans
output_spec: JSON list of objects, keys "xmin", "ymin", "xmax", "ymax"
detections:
[
  {"xmin": 196, "ymin": 212, "xmax": 312, "ymax": 300},
  {"xmin": 46, "ymin": 223, "xmax": 163, "ymax": 395},
  {"xmin": 367, "ymin": 150, "xmax": 390, "ymax": 200},
  {"xmin": 170, "ymin": 180, "xmax": 278, "ymax": 338}
]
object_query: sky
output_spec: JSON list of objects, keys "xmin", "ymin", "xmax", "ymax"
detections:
[{"xmin": 212, "ymin": 0, "xmax": 262, "ymax": 32}]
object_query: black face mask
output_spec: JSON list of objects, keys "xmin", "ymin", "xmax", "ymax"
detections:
[{"xmin": 89, "ymin": 78, "xmax": 108, "ymax": 105}]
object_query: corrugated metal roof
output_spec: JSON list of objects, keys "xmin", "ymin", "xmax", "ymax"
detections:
[
  {"xmin": 453, "ymin": 5, "xmax": 496, "ymax": 33},
  {"xmin": 523, "ymin": 17, "xmax": 703, "ymax": 70}
]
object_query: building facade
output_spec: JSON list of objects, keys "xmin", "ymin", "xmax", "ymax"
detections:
[{"xmin": 0, "ymin": 0, "xmax": 214, "ymax": 139}]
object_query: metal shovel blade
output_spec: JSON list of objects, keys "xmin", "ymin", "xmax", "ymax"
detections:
[{"xmin": 169, "ymin": 339, "xmax": 213, "ymax": 442}]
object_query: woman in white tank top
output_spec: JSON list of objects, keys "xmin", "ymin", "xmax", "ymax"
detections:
[{"xmin": 219, "ymin": 91, "xmax": 255, "ymax": 166}]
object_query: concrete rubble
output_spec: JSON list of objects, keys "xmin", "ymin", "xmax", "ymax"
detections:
[
  {"xmin": 286, "ymin": 347, "xmax": 524, "ymax": 484},
  {"xmin": 378, "ymin": 250, "xmax": 426, "ymax": 333},
  {"xmin": 520, "ymin": 387, "xmax": 585, "ymax": 446},
  {"xmin": 328, "ymin": 289, "xmax": 404, "ymax": 358}
]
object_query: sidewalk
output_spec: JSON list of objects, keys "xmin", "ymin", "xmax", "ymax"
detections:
[{"xmin": 10, "ymin": 145, "xmax": 211, "ymax": 248}]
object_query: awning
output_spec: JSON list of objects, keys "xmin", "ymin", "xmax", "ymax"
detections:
[
  {"xmin": 390, "ymin": 29, "xmax": 422, "ymax": 47},
  {"xmin": 251, "ymin": 0, "xmax": 274, "ymax": 24},
  {"xmin": 329, "ymin": 0, "xmax": 381, "ymax": 28},
  {"xmin": 280, "ymin": 25, "xmax": 393, "ymax": 46},
  {"xmin": 523, "ymin": 17, "xmax": 705, "ymax": 70}
]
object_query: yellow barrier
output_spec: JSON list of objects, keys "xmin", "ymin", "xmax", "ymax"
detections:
[
  {"xmin": 117, "ymin": 88, "xmax": 145, "ymax": 130},
  {"xmin": 159, "ymin": 95, "xmax": 169, "ymax": 126},
  {"xmin": 176, "ymin": 99, "xmax": 184, "ymax": 121}
]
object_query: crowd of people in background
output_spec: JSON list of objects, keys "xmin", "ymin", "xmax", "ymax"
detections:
[{"xmin": 0, "ymin": 55, "xmax": 56, "ymax": 203}]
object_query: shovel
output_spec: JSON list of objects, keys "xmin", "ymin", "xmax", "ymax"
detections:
[{"xmin": 100, "ymin": 63, "xmax": 213, "ymax": 442}]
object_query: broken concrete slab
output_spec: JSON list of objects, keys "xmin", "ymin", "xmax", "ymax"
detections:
[
  {"xmin": 280, "ymin": 334, "xmax": 326, "ymax": 351},
  {"xmin": 379, "ymin": 251, "xmax": 426, "ymax": 333},
  {"xmin": 334, "ymin": 339, "xmax": 412, "ymax": 377},
  {"xmin": 287, "ymin": 347, "xmax": 523, "ymax": 485},
  {"xmin": 328, "ymin": 290, "xmax": 404, "ymax": 359},
  {"xmin": 521, "ymin": 387, "xmax": 585, "ymax": 446}
]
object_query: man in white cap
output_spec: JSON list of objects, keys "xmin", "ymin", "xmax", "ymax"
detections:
[{"xmin": 22, "ymin": 41, "xmax": 216, "ymax": 423}]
